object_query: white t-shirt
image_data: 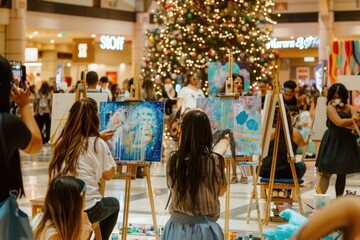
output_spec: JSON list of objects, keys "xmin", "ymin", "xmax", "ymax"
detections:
[
  {"xmin": 178, "ymin": 86, "xmax": 205, "ymax": 114},
  {"xmin": 32, "ymin": 214, "xmax": 58, "ymax": 240},
  {"xmin": 75, "ymin": 137, "xmax": 116, "ymax": 210}
]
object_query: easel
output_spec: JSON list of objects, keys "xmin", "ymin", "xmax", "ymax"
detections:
[
  {"xmin": 220, "ymin": 52, "xmax": 262, "ymax": 239},
  {"xmin": 301, "ymin": 64, "xmax": 328, "ymax": 163},
  {"xmin": 115, "ymin": 63, "xmax": 159, "ymax": 240},
  {"xmin": 249, "ymin": 63, "xmax": 305, "ymax": 224}
]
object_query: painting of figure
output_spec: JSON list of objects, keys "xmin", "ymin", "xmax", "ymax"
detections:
[
  {"xmin": 197, "ymin": 97, "xmax": 262, "ymax": 155},
  {"xmin": 99, "ymin": 101, "xmax": 165, "ymax": 162},
  {"xmin": 208, "ymin": 62, "xmax": 250, "ymax": 97}
]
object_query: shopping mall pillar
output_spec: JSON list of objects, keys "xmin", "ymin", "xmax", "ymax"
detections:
[
  {"xmin": 5, "ymin": 0, "xmax": 26, "ymax": 62},
  {"xmin": 41, "ymin": 47, "xmax": 57, "ymax": 84},
  {"xmin": 132, "ymin": 12, "xmax": 149, "ymax": 74},
  {"xmin": 318, "ymin": 0, "xmax": 334, "ymax": 62}
]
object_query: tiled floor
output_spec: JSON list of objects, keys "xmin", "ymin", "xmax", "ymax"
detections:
[{"xmin": 18, "ymin": 143, "xmax": 360, "ymax": 239}]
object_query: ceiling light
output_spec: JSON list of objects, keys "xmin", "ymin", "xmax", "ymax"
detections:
[
  {"xmin": 57, "ymin": 33, "xmax": 62, "ymax": 38},
  {"xmin": 24, "ymin": 62, "xmax": 42, "ymax": 67},
  {"xmin": 91, "ymin": 34, "xmax": 96, "ymax": 38},
  {"xmin": 67, "ymin": 63, "xmax": 72, "ymax": 67},
  {"xmin": 29, "ymin": 35, "xmax": 33, "ymax": 39},
  {"xmin": 33, "ymin": 31, "xmax": 38, "ymax": 35},
  {"xmin": 50, "ymin": 39, "xmax": 55, "ymax": 44}
]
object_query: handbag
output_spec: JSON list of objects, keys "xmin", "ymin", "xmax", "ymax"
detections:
[
  {"xmin": 169, "ymin": 109, "xmax": 181, "ymax": 142},
  {"xmin": 0, "ymin": 113, "xmax": 34, "ymax": 240}
]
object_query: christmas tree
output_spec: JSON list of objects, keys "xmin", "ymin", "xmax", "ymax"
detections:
[{"xmin": 143, "ymin": 0, "xmax": 278, "ymax": 95}]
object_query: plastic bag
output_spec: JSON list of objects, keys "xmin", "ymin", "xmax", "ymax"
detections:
[
  {"xmin": 0, "ymin": 193, "xmax": 34, "ymax": 240},
  {"xmin": 279, "ymin": 209, "xmax": 307, "ymax": 227}
]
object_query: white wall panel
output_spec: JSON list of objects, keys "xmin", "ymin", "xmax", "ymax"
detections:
[
  {"xmin": 272, "ymin": 23, "xmax": 319, "ymax": 38},
  {"xmin": 37, "ymin": 0, "xmax": 92, "ymax": 7},
  {"xmin": 26, "ymin": 11, "xmax": 134, "ymax": 39}
]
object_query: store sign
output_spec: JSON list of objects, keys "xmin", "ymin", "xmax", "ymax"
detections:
[
  {"xmin": 100, "ymin": 35, "xmax": 125, "ymax": 51},
  {"xmin": 25, "ymin": 48, "xmax": 38, "ymax": 62},
  {"xmin": 73, "ymin": 38, "xmax": 95, "ymax": 63},
  {"xmin": 78, "ymin": 43, "xmax": 88, "ymax": 58},
  {"xmin": 266, "ymin": 36, "xmax": 320, "ymax": 50}
]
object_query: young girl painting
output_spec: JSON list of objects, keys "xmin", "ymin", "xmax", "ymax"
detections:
[
  {"xmin": 48, "ymin": 98, "xmax": 119, "ymax": 240},
  {"xmin": 162, "ymin": 109, "xmax": 228, "ymax": 240}
]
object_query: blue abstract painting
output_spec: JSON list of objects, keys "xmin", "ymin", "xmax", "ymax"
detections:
[
  {"xmin": 197, "ymin": 97, "xmax": 262, "ymax": 155},
  {"xmin": 99, "ymin": 101, "xmax": 165, "ymax": 162}
]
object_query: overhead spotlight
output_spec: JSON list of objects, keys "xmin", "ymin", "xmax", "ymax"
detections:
[
  {"xmin": 91, "ymin": 34, "xmax": 96, "ymax": 38},
  {"xmin": 57, "ymin": 33, "xmax": 62, "ymax": 38},
  {"xmin": 50, "ymin": 39, "xmax": 55, "ymax": 44},
  {"xmin": 33, "ymin": 31, "xmax": 38, "ymax": 35}
]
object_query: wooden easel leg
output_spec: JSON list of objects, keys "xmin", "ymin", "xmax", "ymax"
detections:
[
  {"xmin": 121, "ymin": 171, "xmax": 132, "ymax": 240},
  {"xmin": 144, "ymin": 165, "xmax": 159, "ymax": 240},
  {"xmin": 248, "ymin": 165, "xmax": 263, "ymax": 237},
  {"xmin": 290, "ymin": 162, "xmax": 304, "ymax": 215},
  {"xmin": 224, "ymin": 159, "xmax": 231, "ymax": 239}
]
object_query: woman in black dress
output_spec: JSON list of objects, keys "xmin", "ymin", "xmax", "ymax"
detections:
[{"xmin": 316, "ymin": 83, "xmax": 360, "ymax": 197}]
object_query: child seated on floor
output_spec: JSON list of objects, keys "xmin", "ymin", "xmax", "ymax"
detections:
[{"xmin": 33, "ymin": 176, "xmax": 92, "ymax": 240}]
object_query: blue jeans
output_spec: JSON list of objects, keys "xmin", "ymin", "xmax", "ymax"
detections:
[{"xmin": 86, "ymin": 197, "xmax": 120, "ymax": 240}]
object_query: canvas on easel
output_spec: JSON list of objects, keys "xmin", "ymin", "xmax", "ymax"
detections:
[
  {"xmin": 99, "ymin": 101, "xmax": 165, "ymax": 162},
  {"xmin": 248, "ymin": 64, "xmax": 305, "ymax": 225},
  {"xmin": 50, "ymin": 92, "xmax": 108, "ymax": 143},
  {"xmin": 105, "ymin": 63, "xmax": 160, "ymax": 240},
  {"xmin": 196, "ymin": 97, "xmax": 262, "ymax": 155}
]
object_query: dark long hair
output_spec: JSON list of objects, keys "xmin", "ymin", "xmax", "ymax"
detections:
[
  {"xmin": 142, "ymin": 78, "xmax": 156, "ymax": 101},
  {"xmin": 49, "ymin": 98, "xmax": 100, "ymax": 179},
  {"xmin": 0, "ymin": 55, "xmax": 12, "ymax": 113},
  {"xmin": 38, "ymin": 81, "xmax": 52, "ymax": 96},
  {"xmin": 273, "ymin": 105, "xmax": 293, "ymax": 154},
  {"xmin": 168, "ymin": 109, "xmax": 225, "ymax": 208}
]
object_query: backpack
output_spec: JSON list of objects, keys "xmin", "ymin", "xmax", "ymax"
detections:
[{"xmin": 39, "ymin": 94, "xmax": 49, "ymax": 109}]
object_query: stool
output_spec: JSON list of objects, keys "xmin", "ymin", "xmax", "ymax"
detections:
[
  {"xmin": 91, "ymin": 178, "xmax": 106, "ymax": 240},
  {"xmin": 260, "ymin": 178, "xmax": 305, "ymax": 221},
  {"xmin": 30, "ymin": 198, "xmax": 45, "ymax": 218}
]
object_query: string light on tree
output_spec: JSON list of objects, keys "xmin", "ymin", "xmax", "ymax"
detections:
[{"xmin": 143, "ymin": 0, "xmax": 279, "ymax": 95}]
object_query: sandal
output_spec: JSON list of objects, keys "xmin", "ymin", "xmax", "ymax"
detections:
[
  {"xmin": 230, "ymin": 176, "xmax": 238, "ymax": 184},
  {"xmin": 240, "ymin": 176, "xmax": 248, "ymax": 184}
]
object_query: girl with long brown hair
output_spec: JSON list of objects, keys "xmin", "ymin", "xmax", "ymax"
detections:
[
  {"xmin": 34, "ymin": 176, "xmax": 91, "ymax": 240},
  {"xmin": 48, "ymin": 98, "xmax": 119, "ymax": 240},
  {"xmin": 162, "ymin": 109, "xmax": 228, "ymax": 240}
]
